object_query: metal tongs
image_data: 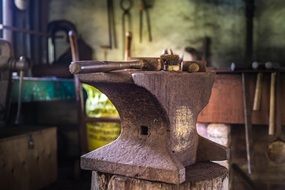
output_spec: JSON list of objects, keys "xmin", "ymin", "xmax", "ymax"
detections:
[
  {"xmin": 139, "ymin": 0, "xmax": 153, "ymax": 42},
  {"xmin": 121, "ymin": 0, "xmax": 133, "ymax": 57}
]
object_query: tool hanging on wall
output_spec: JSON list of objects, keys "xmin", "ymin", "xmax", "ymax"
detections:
[
  {"xmin": 252, "ymin": 62, "xmax": 263, "ymax": 111},
  {"xmin": 139, "ymin": 0, "xmax": 153, "ymax": 43},
  {"xmin": 267, "ymin": 72, "xmax": 285, "ymax": 164},
  {"xmin": 100, "ymin": 0, "xmax": 117, "ymax": 58},
  {"xmin": 124, "ymin": 31, "xmax": 132, "ymax": 60},
  {"xmin": 100, "ymin": 0, "xmax": 116, "ymax": 60},
  {"xmin": 269, "ymin": 72, "xmax": 276, "ymax": 136},
  {"xmin": 14, "ymin": 56, "xmax": 28, "ymax": 125},
  {"xmin": 107, "ymin": 0, "xmax": 117, "ymax": 49},
  {"xmin": 241, "ymin": 73, "xmax": 254, "ymax": 175},
  {"xmin": 120, "ymin": 0, "xmax": 133, "ymax": 58}
]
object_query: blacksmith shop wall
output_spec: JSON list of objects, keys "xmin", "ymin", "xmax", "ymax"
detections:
[{"xmin": 49, "ymin": 0, "xmax": 285, "ymax": 68}]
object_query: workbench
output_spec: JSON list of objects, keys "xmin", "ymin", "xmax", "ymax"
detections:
[{"xmin": 198, "ymin": 72, "xmax": 285, "ymax": 125}]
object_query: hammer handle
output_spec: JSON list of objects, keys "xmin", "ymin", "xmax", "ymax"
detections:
[
  {"xmin": 124, "ymin": 31, "xmax": 132, "ymax": 61},
  {"xmin": 70, "ymin": 60, "xmax": 142, "ymax": 74},
  {"xmin": 253, "ymin": 72, "xmax": 263, "ymax": 111},
  {"xmin": 68, "ymin": 31, "xmax": 79, "ymax": 62},
  {"xmin": 269, "ymin": 72, "xmax": 276, "ymax": 135}
]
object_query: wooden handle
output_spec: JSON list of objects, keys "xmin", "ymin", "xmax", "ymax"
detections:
[
  {"xmin": 68, "ymin": 30, "xmax": 79, "ymax": 62},
  {"xmin": 269, "ymin": 72, "xmax": 276, "ymax": 135},
  {"xmin": 124, "ymin": 31, "xmax": 132, "ymax": 61},
  {"xmin": 253, "ymin": 73, "xmax": 263, "ymax": 111}
]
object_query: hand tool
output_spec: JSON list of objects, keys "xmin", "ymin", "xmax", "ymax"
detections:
[
  {"xmin": 13, "ymin": 56, "xmax": 29, "ymax": 125},
  {"xmin": 124, "ymin": 31, "xmax": 132, "ymax": 61},
  {"xmin": 139, "ymin": 0, "xmax": 153, "ymax": 42},
  {"xmin": 267, "ymin": 72, "xmax": 285, "ymax": 164},
  {"xmin": 120, "ymin": 0, "xmax": 133, "ymax": 58},
  {"xmin": 269, "ymin": 72, "xmax": 276, "ymax": 135},
  {"xmin": 68, "ymin": 30, "xmax": 79, "ymax": 61},
  {"xmin": 14, "ymin": 64, "xmax": 24, "ymax": 125},
  {"xmin": 252, "ymin": 72, "xmax": 263, "ymax": 111},
  {"xmin": 107, "ymin": 0, "xmax": 117, "ymax": 49},
  {"xmin": 241, "ymin": 72, "xmax": 253, "ymax": 175},
  {"xmin": 68, "ymin": 30, "xmax": 88, "ymax": 154},
  {"xmin": 160, "ymin": 49, "xmax": 181, "ymax": 71},
  {"xmin": 183, "ymin": 61, "xmax": 206, "ymax": 73},
  {"xmin": 70, "ymin": 58, "xmax": 161, "ymax": 74},
  {"xmin": 70, "ymin": 48, "xmax": 187, "ymax": 74},
  {"xmin": 100, "ymin": 0, "xmax": 117, "ymax": 54},
  {"xmin": 252, "ymin": 62, "xmax": 263, "ymax": 111}
]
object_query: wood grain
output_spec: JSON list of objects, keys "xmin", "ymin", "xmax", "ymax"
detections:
[
  {"xmin": 269, "ymin": 72, "xmax": 276, "ymax": 135},
  {"xmin": 91, "ymin": 162, "xmax": 227, "ymax": 190},
  {"xmin": 0, "ymin": 127, "xmax": 57, "ymax": 190}
]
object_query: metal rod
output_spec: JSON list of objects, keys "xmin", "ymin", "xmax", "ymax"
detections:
[
  {"xmin": 68, "ymin": 31, "xmax": 79, "ymax": 61},
  {"xmin": 15, "ymin": 70, "xmax": 24, "ymax": 125},
  {"xmin": 70, "ymin": 60, "xmax": 141, "ymax": 74},
  {"xmin": 2, "ymin": 0, "xmax": 13, "ymax": 42},
  {"xmin": 0, "ymin": 24, "xmax": 49, "ymax": 37},
  {"xmin": 242, "ymin": 73, "xmax": 253, "ymax": 174},
  {"xmin": 107, "ymin": 0, "xmax": 113, "ymax": 48},
  {"xmin": 110, "ymin": 0, "xmax": 117, "ymax": 48}
]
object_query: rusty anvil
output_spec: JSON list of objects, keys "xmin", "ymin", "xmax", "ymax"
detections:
[{"xmin": 79, "ymin": 70, "xmax": 228, "ymax": 184}]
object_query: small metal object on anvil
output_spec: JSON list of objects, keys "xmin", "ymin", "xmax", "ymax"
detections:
[
  {"xmin": 77, "ymin": 68, "xmax": 228, "ymax": 184},
  {"xmin": 69, "ymin": 49, "xmax": 206, "ymax": 74},
  {"xmin": 160, "ymin": 49, "xmax": 182, "ymax": 72},
  {"xmin": 183, "ymin": 61, "xmax": 206, "ymax": 73}
]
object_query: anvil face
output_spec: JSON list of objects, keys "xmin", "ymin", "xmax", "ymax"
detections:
[{"xmin": 80, "ymin": 71, "xmax": 227, "ymax": 184}]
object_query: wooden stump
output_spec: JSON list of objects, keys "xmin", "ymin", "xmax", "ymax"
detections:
[{"xmin": 91, "ymin": 162, "xmax": 228, "ymax": 190}]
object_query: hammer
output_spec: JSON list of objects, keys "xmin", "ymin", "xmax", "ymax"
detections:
[{"xmin": 69, "ymin": 58, "xmax": 161, "ymax": 74}]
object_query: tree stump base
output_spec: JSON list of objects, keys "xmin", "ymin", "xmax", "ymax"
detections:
[{"xmin": 91, "ymin": 162, "xmax": 228, "ymax": 190}]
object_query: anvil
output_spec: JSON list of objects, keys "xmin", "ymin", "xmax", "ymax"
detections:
[{"xmin": 80, "ymin": 71, "xmax": 228, "ymax": 184}]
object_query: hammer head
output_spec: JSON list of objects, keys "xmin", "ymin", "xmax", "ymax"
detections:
[{"xmin": 69, "ymin": 61, "xmax": 81, "ymax": 74}]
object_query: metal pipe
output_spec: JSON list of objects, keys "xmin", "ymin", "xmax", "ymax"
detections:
[
  {"xmin": 2, "ymin": 0, "xmax": 13, "ymax": 42},
  {"xmin": 0, "ymin": 24, "xmax": 49, "ymax": 37},
  {"xmin": 70, "ymin": 60, "xmax": 142, "ymax": 74},
  {"xmin": 14, "ymin": 70, "xmax": 24, "ymax": 125}
]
